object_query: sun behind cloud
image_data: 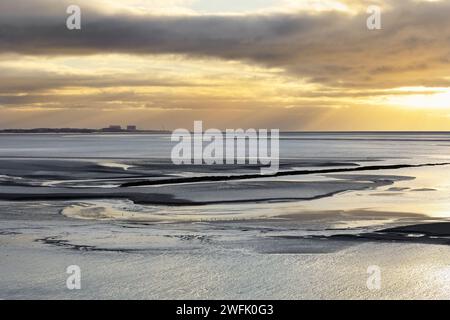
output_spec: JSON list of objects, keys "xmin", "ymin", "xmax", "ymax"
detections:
[{"xmin": 0, "ymin": 0, "xmax": 449, "ymax": 130}]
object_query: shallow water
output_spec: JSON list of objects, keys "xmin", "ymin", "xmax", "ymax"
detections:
[
  {"xmin": 1, "ymin": 132, "xmax": 450, "ymax": 221},
  {"xmin": 1, "ymin": 132, "xmax": 450, "ymax": 299}
]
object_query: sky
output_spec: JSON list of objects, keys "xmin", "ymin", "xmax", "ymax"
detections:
[{"xmin": 0, "ymin": 0, "xmax": 450, "ymax": 130}]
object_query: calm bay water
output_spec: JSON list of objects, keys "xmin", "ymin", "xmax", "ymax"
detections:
[{"xmin": 0, "ymin": 132, "xmax": 449, "ymax": 162}]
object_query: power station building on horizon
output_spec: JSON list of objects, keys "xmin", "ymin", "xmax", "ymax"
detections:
[{"xmin": 101, "ymin": 125, "xmax": 137, "ymax": 132}]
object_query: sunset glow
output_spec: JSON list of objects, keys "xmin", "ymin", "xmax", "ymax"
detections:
[{"xmin": 1, "ymin": 0, "xmax": 450, "ymax": 130}]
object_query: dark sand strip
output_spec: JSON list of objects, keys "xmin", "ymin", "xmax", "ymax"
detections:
[
  {"xmin": 0, "ymin": 189, "xmax": 366, "ymax": 206},
  {"xmin": 313, "ymin": 222, "xmax": 450, "ymax": 246},
  {"xmin": 120, "ymin": 162, "xmax": 450, "ymax": 187}
]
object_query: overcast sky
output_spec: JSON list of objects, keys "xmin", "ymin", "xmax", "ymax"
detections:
[{"xmin": 0, "ymin": 0, "xmax": 449, "ymax": 130}]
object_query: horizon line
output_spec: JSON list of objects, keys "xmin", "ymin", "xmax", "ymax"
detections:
[{"xmin": 1, "ymin": 128, "xmax": 450, "ymax": 134}]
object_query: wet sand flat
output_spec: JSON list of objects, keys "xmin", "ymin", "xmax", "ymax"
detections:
[{"xmin": 1, "ymin": 133, "xmax": 450, "ymax": 299}]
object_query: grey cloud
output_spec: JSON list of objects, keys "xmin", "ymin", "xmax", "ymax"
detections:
[
  {"xmin": 0, "ymin": 66, "xmax": 212, "ymax": 94},
  {"xmin": 1, "ymin": 0, "xmax": 450, "ymax": 88}
]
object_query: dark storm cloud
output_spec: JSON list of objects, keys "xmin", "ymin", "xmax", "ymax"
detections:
[{"xmin": 1, "ymin": 0, "xmax": 450, "ymax": 88}]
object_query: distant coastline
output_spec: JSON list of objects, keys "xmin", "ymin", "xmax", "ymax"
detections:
[{"xmin": 0, "ymin": 128, "xmax": 171, "ymax": 134}]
